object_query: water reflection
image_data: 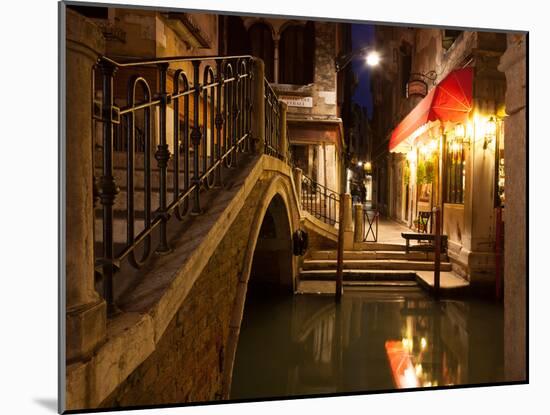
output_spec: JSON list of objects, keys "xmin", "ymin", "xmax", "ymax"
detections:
[{"xmin": 230, "ymin": 285, "xmax": 503, "ymax": 400}]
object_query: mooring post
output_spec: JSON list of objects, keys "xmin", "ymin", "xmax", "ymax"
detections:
[
  {"xmin": 335, "ymin": 200, "xmax": 345, "ymax": 302},
  {"xmin": 433, "ymin": 206, "xmax": 441, "ymax": 299}
]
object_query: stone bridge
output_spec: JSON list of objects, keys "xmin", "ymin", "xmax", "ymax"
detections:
[
  {"xmin": 64, "ymin": 15, "xmax": 340, "ymax": 409},
  {"xmin": 67, "ymin": 153, "xmax": 324, "ymax": 409}
]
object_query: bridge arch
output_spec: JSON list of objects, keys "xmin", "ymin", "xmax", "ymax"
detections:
[{"xmin": 221, "ymin": 172, "xmax": 301, "ymax": 397}]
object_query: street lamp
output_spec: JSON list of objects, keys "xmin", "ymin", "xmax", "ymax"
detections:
[
  {"xmin": 365, "ymin": 51, "xmax": 380, "ymax": 67},
  {"xmin": 334, "ymin": 46, "xmax": 380, "ymax": 72}
]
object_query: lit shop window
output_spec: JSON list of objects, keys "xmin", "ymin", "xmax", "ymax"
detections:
[
  {"xmin": 445, "ymin": 137, "xmax": 465, "ymax": 204},
  {"xmin": 495, "ymin": 120, "xmax": 505, "ymax": 207}
]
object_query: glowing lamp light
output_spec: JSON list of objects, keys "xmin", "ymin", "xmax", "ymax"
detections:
[
  {"xmin": 420, "ymin": 337, "xmax": 427, "ymax": 350},
  {"xmin": 483, "ymin": 116, "xmax": 497, "ymax": 150},
  {"xmin": 450, "ymin": 140, "xmax": 461, "ymax": 153},
  {"xmin": 366, "ymin": 51, "xmax": 381, "ymax": 66},
  {"xmin": 454, "ymin": 123, "xmax": 465, "ymax": 140},
  {"xmin": 357, "ymin": 161, "xmax": 363, "ymax": 167},
  {"xmin": 486, "ymin": 116, "xmax": 497, "ymax": 137},
  {"xmin": 406, "ymin": 150, "xmax": 417, "ymax": 163},
  {"xmin": 427, "ymin": 139, "xmax": 438, "ymax": 153}
]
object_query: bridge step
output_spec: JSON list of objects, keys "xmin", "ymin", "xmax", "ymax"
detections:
[
  {"xmin": 353, "ymin": 242, "xmax": 406, "ymax": 251},
  {"xmin": 302, "ymin": 259, "xmax": 452, "ymax": 272},
  {"xmin": 308, "ymin": 250, "xmax": 448, "ymax": 261},
  {"xmin": 345, "ymin": 280, "xmax": 419, "ymax": 287},
  {"xmin": 299, "ymin": 269, "xmax": 418, "ymax": 281}
]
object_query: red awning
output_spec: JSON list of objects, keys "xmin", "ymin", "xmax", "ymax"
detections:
[{"xmin": 389, "ymin": 67, "xmax": 474, "ymax": 152}]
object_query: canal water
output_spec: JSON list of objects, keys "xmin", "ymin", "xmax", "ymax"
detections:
[{"xmin": 230, "ymin": 285, "xmax": 504, "ymax": 400}]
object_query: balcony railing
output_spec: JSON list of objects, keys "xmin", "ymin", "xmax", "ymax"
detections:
[{"xmin": 92, "ymin": 54, "xmax": 281, "ymax": 313}]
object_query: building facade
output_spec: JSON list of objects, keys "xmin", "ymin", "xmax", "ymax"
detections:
[
  {"xmin": 370, "ymin": 27, "xmax": 509, "ymax": 288},
  {"xmin": 222, "ymin": 16, "xmax": 349, "ymax": 193}
]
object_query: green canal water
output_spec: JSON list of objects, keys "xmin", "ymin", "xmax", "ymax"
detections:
[{"xmin": 230, "ymin": 285, "xmax": 504, "ymax": 400}]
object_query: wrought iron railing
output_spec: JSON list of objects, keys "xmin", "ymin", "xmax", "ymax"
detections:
[
  {"xmin": 363, "ymin": 209, "xmax": 379, "ymax": 242},
  {"xmin": 92, "ymin": 54, "xmax": 276, "ymax": 313},
  {"xmin": 301, "ymin": 175, "xmax": 340, "ymax": 225},
  {"xmin": 264, "ymin": 80, "xmax": 283, "ymax": 159}
]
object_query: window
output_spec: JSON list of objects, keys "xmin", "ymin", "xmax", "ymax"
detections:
[
  {"xmin": 444, "ymin": 138, "xmax": 465, "ymax": 204},
  {"xmin": 279, "ymin": 22, "xmax": 315, "ymax": 85},
  {"xmin": 495, "ymin": 122, "xmax": 505, "ymax": 207},
  {"xmin": 225, "ymin": 16, "xmax": 250, "ymax": 56},
  {"xmin": 248, "ymin": 23, "xmax": 275, "ymax": 82}
]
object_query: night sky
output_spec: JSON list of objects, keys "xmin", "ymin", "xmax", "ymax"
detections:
[{"xmin": 351, "ymin": 23, "xmax": 376, "ymax": 119}]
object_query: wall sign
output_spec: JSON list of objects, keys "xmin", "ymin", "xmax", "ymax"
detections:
[
  {"xmin": 406, "ymin": 80, "xmax": 428, "ymax": 98},
  {"xmin": 279, "ymin": 95, "xmax": 313, "ymax": 108}
]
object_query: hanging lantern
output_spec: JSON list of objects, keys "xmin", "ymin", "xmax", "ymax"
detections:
[{"xmin": 483, "ymin": 116, "xmax": 497, "ymax": 149}]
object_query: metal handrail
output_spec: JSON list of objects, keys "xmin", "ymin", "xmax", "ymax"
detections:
[
  {"xmin": 93, "ymin": 54, "xmax": 264, "ymax": 313},
  {"xmin": 264, "ymin": 79, "xmax": 283, "ymax": 159},
  {"xmin": 301, "ymin": 174, "xmax": 340, "ymax": 225},
  {"xmin": 99, "ymin": 54, "xmax": 254, "ymax": 67}
]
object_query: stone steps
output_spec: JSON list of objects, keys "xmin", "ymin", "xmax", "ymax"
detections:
[
  {"xmin": 95, "ymin": 217, "xmax": 147, "ymax": 244},
  {"xmin": 353, "ymin": 242, "xmax": 406, "ymax": 251},
  {"xmin": 302, "ymin": 258, "xmax": 452, "ymax": 272},
  {"xmin": 308, "ymin": 249, "xmax": 448, "ymax": 261},
  {"xmin": 299, "ymin": 269, "xmax": 418, "ymax": 281}
]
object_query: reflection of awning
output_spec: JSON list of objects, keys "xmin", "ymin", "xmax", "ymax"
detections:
[
  {"xmin": 385, "ymin": 340, "xmax": 420, "ymax": 389},
  {"xmin": 389, "ymin": 67, "xmax": 473, "ymax": 152}
]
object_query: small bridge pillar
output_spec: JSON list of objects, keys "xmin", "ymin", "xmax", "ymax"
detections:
[
  {"xmin": 354, "ymin": 203, "xmax": 364, "ymax": 243},
  {"xmin": 343, "ymin": 194, "xmax": 354, "ymax": 249}
]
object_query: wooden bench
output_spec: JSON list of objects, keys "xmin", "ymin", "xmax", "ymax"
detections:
[{"xmin": 401, "ymin": 232, "xmax": 448, "ymax": 254}]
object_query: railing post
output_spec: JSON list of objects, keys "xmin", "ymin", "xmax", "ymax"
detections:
[
  {"xmin": 433, "ymin": 206, "xmax": 442, "ymax": 298},
  {"xmin": 65, "ymin": 9, "xmax": 107, "ymax": 362},
  {"xmin": 279, "ymin": 101, "xmax": 288, "ymax": 161},
  {"xmin": 214, "ymin": 60, "xmax": 224, "ymax": 187},
  {"xmin": 293, "ymin": 167, "xmax": 303, "ymax": 205},
  {"xmin": 354, "ymin": 203, "xmax": 364, "ymax": 244},
  {"xmin": 251, "ymin": 58, "xmax": 265, "ymax": 155},
  {"xmin": 97, "ymin": 58, "xmax": 120, "ymax": 316},
  {"xmin": 191, "ymin": 60, "xmax": 202, "ymax": 215},
  {"xmin": 232, "ymin": 63, "xmax": 240, "ymax": 166},
  {"xmin": 155, "ymin": 63, "xmax": 171, "ymax": 254}
]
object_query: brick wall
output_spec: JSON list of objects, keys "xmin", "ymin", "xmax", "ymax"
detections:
[{"xmin": 100, "ymin": 179, "xmax": 267, "ymax": 408}]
